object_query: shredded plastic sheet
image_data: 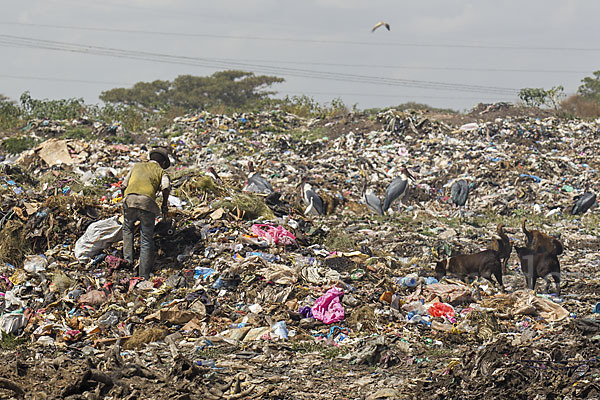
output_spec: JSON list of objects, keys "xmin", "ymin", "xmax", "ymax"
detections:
[{"xmin": 251, "ymin": 224, "xmax": 296, "ymax": 246}]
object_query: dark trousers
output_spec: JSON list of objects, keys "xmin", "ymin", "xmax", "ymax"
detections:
[{"xmin": 122, "ymin": 205, "xmax": 155, "ymax": 279}]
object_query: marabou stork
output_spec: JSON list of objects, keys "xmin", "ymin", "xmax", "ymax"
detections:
[
  {"xmin": 299, "ymin": 179, "xmax": 324, "ymax": 216},
  {"xmin": 572, "ymin": 191, "xmax": 596, "ymax": 215},
  {"xmin": 382, "ymin": 166, "xmax": 416, "ymax": 213},
  {"xmin": 360, "ymin": 169, "xmax": 384, "ymax": 216},
  {"xmin": 450, "ymin": 179, "xmax": 470, "ymax": 218},
  {"xmin": 243, "ymin": 160, "xmax": 274, "ymax": 194}
]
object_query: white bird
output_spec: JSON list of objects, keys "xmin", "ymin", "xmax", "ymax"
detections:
[{"xmin": 371, "ymin": 21, "xmax": 390, "ymax": 32}]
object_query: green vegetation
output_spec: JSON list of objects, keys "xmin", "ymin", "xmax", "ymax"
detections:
[
  {"xmin": 0, "ymin": 332, "xmax": 27, "ymax": 350},
  {"xmin": 1, "ymin": 136, "xmax": 39, "ymax": 154},
  {"xmin": 518, "ymin": 86, "xmax": 564, "ymax": 109},
  {"xmin": 553, "ymin": 71, "xmax": 600, "ymax": 119},
  {"xmin": 62, "ymin": 126, "xmax": 93, "ymax": 140},
  {"xmin": 100, "ymin": 70, "xmax": 284, "ymax": 112},
  {"xmin": 289, "ymin": 127, "xmax": 328, "ymax": 142},
  {"xmin": 0, "ymin": 97, "xmax": 22, "ymax": 130},
  {"xmin": 276, "ymin": 95, "xmax": 348, "ymax": 118},
  {"xmin": 20, "ymin": 91, "xmax": 86, "ymax": 120},
  {"xmin": 365, "ymin": 102, "xmax": 458, "ymax": 115},
  {"xmin": 324, "ymin": 229, "xmax": 356, "ymax": 251},
  {"xmin": 577, "ymin": 70, "xmax": 600, "ymax": 102}
]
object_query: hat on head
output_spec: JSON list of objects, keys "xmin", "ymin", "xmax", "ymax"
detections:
[{"xmin": 149, "ymin": 147, "xmax": 170, "ymax": 169}]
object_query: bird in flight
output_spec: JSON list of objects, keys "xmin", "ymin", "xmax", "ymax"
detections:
[{"xmin": 371, "ymin": 21, "xmax": 390, "ymax": 32}]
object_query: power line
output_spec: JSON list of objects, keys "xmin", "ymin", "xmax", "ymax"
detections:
[
  {"xmin": 237, "ymin": 59, "xmax": 590, "ymax": 75},
  {"xmin": 0, "ymin": 73, "xmax": 515, "ymax": 100},
  {"xmin": 0, "ymin": 34, "xmax": 520, "ymax": 96},
  {"xmin": 0, "ymin": 27, "xmax": 590, "ymax": 74},
  {"xmin": 0, "ymin": 73, "xmax": 129, "ymax": 85},
  {"xmin": 284, "ymin": 91, "xmax": 514, "ymax": 100},
  {"xmin": 2, "ymin": 21, "xmax": 599, "ymax": 52}
]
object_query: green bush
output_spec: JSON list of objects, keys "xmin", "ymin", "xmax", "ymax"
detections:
[
  {"xmin": 62, "ymin": 126, "xmax": 93, "ymax": 140},
  {"xmin": 20, "ymin": 91, "xmax": 86, "ymax": 120},
  {"xmin": 1, "ymin": 136, "xmax": 39, "ymax": 154},
  {"xmin": 0, "ymin": 99, "xmax": 23, "ymax": 130},
  {"xmin": 277, "ymin": 95, "xmax": 348, "ymax": 118}
]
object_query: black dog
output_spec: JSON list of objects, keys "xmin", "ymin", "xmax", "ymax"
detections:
[{"xmin": 515, "ymin": 246, "xmax": 561, "ymax": 295}]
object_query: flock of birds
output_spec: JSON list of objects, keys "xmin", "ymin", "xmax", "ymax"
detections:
[{"xmin": 214, "ymin": 161, "xmax": 598, "ymax": 218}]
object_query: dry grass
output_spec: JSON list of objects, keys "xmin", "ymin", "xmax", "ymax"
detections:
[
  {"xmin": 123, "ymin": 327, "xmax": 168, "ymax": 350},
  {"xmin": 0, "ymin": 220, "xmax": 28, "ymax": 267},
  {"xmin": 560, "ymin": 95, "xmax": 600, "ymax": 119},
  {"xmin": 217, "ymin": 193, "xmax": 274, "ymax": 220}
]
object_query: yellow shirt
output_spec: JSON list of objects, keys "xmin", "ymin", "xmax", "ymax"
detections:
[{"xmin": 123, "ymin": 160, "xmax": 170, "ymax": 215}]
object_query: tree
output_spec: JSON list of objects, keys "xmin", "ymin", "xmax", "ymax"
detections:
[
  {"xmin": 100, "ymin": 70, "xmax": 284, "ymax": 111},
  {"xmin": 99, "ymin": 80, "xmax": 170, "ymax": 110},
  {"xmin": 518, "ymin": 86, "xmax": 564, "ymax": 109},
  {"xmin": 577, "ymin": 70, "xmax": 600, "ymax": 102}
]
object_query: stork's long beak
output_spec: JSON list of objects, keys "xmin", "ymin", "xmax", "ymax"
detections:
[{"xmin": 405, "ymin": 168, "xmax": 416, "ymax": 182}]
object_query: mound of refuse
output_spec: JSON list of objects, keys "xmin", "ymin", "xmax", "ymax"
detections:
[{"xmin": 0, "ymin": 105, "xmax": 599, "ymax": 399}]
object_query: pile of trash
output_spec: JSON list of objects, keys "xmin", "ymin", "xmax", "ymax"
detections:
[{"xmin": 0, "ymin": 105, "xmax": 599, "ymax": 399}]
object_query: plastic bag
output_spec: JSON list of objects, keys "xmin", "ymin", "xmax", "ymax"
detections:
[
  {"xmin": 0, "ymin": 312, "xmax": 28, "ymax": 335},
  {"xmin": 74, "ymin": 216, "xmax": 123, "ymax": 261},
  {"xmin": 312, "ymin": 287, "xmax": 345, "ymax": 324},
  {"xmin": 428, "ymin": 302, "xmax": 455, "ymax": 319},
  {"xmin": 23, "ymin": 255, "xmax": 48, "ymax": 274}
]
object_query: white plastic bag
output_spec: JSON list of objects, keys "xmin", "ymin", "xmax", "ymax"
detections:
[
  {"xmin": 23, "ymin": 254, "xmax": 48, "ymax": 274},
  {"xmin": 74, "ymin": 216, "xmax": 123, "ymax": 261}
]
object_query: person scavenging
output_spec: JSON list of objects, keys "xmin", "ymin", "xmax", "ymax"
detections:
[{"xmin": 120, "ymin": 146, "xmax": 171, "ymax": 278}]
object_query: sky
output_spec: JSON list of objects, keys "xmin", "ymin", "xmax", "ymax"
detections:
[{"xmin": 1, "ymin": 0, "xmax": 600, "ymax": 112}]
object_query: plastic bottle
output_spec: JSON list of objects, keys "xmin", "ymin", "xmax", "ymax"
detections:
[
  {"xmin": 407, "ymin": 312, "xmax": 431, "ymax": 326},
  {"xmin": 98, "ymin": 313, "xmax": 119, "ymax": 327},
  {"xmin": 196, "ymin": 359, "xmax": 216, "ymax": 368},
  {"xmin": 245, "ymin": 251, "xmax": 279, "ymax": 263},
  {"xmin": 390, "ymin": 293, "xmax": 401, "ymax": 310},
  {"xmin": 212, "ymin": 276, "xmax": 224, "ymax": 289},
  {"xmin": 424, "ymin": 277, "xmax": 439, "ymax": 285},
  {"xmin": 401, "ymin": 273, "xmax": 419, "ymax": 287}
]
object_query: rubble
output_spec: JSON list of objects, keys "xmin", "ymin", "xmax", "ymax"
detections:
[{"xmin": 0, "ymin": 105, "xmax": 600, "ymax": 398}]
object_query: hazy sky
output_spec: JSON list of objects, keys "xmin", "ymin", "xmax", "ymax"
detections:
[{"xmin": 2, "ymin": 0, "xmax": 600, "ymax": 111}]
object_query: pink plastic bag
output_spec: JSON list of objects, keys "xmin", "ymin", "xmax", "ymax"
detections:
[
  {"xmin": 251, "ymin": 224, "xmax": 296, "ymax": 246},
  {"xmin": 312, "ymin": 287, "xmax": 345, "ymax": 324}
]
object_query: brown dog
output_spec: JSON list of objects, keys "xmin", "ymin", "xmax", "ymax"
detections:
[
  {"xmin": 489, "ymin": 224, "xmax": 512, "ymax": 273},
  {"xmin": 435, "ymin": 249, "xmax": 504, "ymax": 288},
  {"xmin": 522, "ymin": 219, "xmax": 563, "ymax": 255},
  {"xmin": 515, "ymin": 246, "xmax": 561, "ymax": 295}
]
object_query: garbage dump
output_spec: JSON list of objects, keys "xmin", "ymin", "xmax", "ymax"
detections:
[{"xmin": 0, "ymin": 103, "xmax": 600, "ymax": 398}]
